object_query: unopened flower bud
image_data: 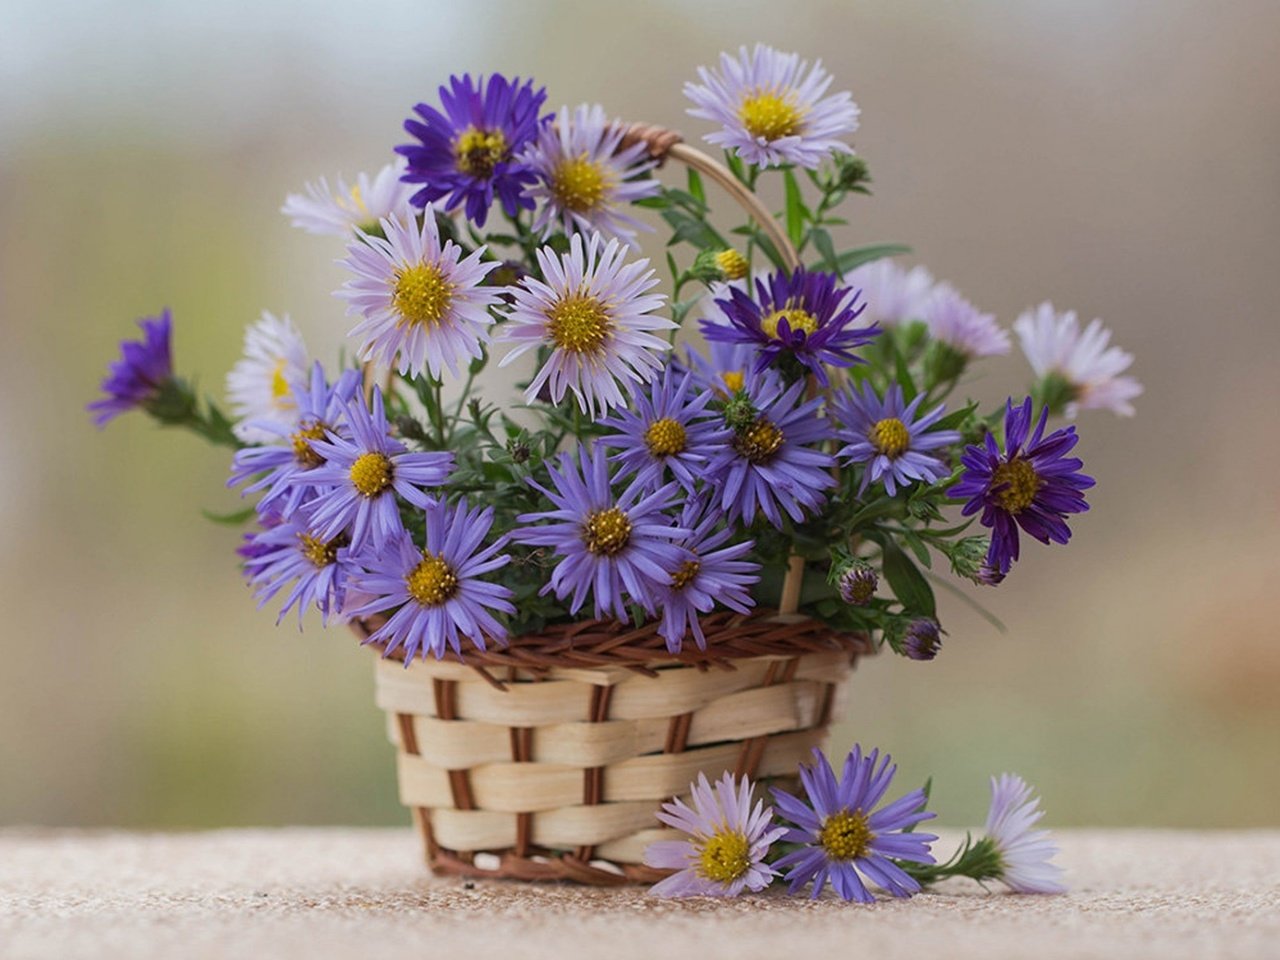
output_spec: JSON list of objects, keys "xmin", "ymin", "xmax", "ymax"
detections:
[
  {"xmin": 903, "ymin": 618, "xmax": 943, "ymax": 661},
  {"xmin": 714, "ymin": 248, "xmax": 750, "ymax": 281},
  {"xmin": 837, "ymin": 561, "xmax": 878, "ymax": 606},
  {"xmin": 723, "ymin": 394, "xmax": 758, "ymax": 433}
]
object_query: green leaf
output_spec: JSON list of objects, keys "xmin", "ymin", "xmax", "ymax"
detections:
[
  {"xmin": 835, "ymin": 243, "xmax": 912, "ymax": 273},
  {"xmin": 687, "ymin": 167, "xmax": 706, "ymax": 205},
  {"xmin": 932, "ymin": 401, "xmax": 979, "ymax": 432},
  {"xmin": 783, "ymin": 169, "xmax": 806, "ymax": 249},
  {"xmin": 893, "ymin": 346, "xmax": 918, "ymax": 403},
  {"xmin": 881, "ymin": 537, "xmax": 937, "ymax": 617},
  {"xmin": 201, "ymin": 506, "xmax": 257, "ymax": 526},
  {"xmin": 810, "ymin": 228, "xmax": 840, "ymax": 273}
]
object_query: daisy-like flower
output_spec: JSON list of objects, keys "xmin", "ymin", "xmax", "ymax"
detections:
[
  {"xmin": 514, "ymin": 445, "xmax": 688, "ymax": 622},
  {"xmin": 644, "ymin": 772, "xmax": 786, "ymax": 898},
  {"xmin": 948, "ymin": 397, "xmax": 1095, "ymax": 577},
  {"xmin": 832, "ymin": 382, "xmax": 961, "ymax": 496},
  {"xmin": 498, "ymin": 232, "xmax": 673, "ymax": 418},
  {"xmin": 982, "ymin": 773, "xmax": 1066, "ymax": 894},
  {"xmin": 845, "ymin": 259, "xmax": 935, "ymax": 328},
  {"xmin": 772, "ymin": 746, "xmax": 937, "ymax": 902},
  {"xmin": 337, "ymin": 209, "xmax": 502, "ymax": 381},
  {"xmin": 685, "ymin": 44, "xmax": 860, "ymax": 170},
  {"xmin": 280, "ymin": 158, "xmax": 415, "ymax": 238},
  {"xmin": 302, "ymin": 388, "xmax": 454, "ymax": 554},
  {"xmin": 225, "ymin": 312, "xmax": 310, "ymax": 443},
  {"xmin": 228, "ymin": 363, "xmax": 361, "ymax": 519},
  {"xmin": 345, "ymin": 498, "xmax": 516, "ymax": 661},
  {"xmin": 922, "ymin": 283, "xmax": 1011, "ymax": 359},
  {"xmin": 524, "ymin": 102, "xmax": 659, "ymax": 244},
  {"xmin": 705, "ymin": 376, "xmax": 836, "ymax": 528},
  {"xmin": 89, "ymin": 309, "xmax": 174, "ymax": 426},
  {"xmin": 703, "ymin": 268, "xmax": 878, "ymax": 387},
  {"xmin": 397, "ymin": 73, "xmax": 551, "ymax": 227},
  {"xmin": 599, "ymin": 368, "xmax": 731, "ymax": 493},
  {"xmin": 243, "ymin": 512, "xmax": 358, "ymax": 627},
  {"xmin": 1014, "ymin": 301, "xmax": 1142, "ymax": 418}
]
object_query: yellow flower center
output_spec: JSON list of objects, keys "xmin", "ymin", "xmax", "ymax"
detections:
[
  {"xmin": 270, "ymin": 358, "xmax": 293, "ymax": 402},
  {"xmin": 290, "ymin": 421, "xmax": 328, "ymax": 469},
  {"xmin": 546, "ymin": 293, "xmax": 612, "ymax": 355},
  {"xmin": 454, "ymin": 126, "xmax": 508, "ymax": 178},
  {"xmin": 697, "ymin": 829, "xmax": 752, "ymax": 884},
  {"xmin": 714, "ymin": 248, "xmax": 750, "ymax": 280},
  {"xmin": 549, "ymin": 154, "xmax": 611, "ymax": 212},
  {"xmin": 583, "ymin": 507, "xmax": 632, "ymax": 556},
  {"xmin": 298, "ymin": 534, "xmax": 341, "ymax": 568},
  {"xmin": 734, "ymin": 417, "xmax": 785, "ymax": 465},
  {"xmin": 644, "ymin": 417, "xmax": 687, "ymax": 457},
  {"xmin": 720, "ymin": 370, "xmax": 746, "ymax": 395},
  {"xmin": 760, "ymin": 307, "xmax": 819, "ymax": 340},
  {"xmin": 393, "ymin": 262, "xmax": 454, "ymax": 328},
  {"xmin": 991, "ymin": 457, "xmax": 1043, "ymax": 515},
  {"xmin": 348, "ymin": 182, "xmax": 368, "ymax": 215},
  {"xmin": 818, "ymin": 809, "xmax": 875, "ymax": 861},
  {"xmin": 349, "ymin": 452, "xmax": 393, "ymax": 497},
  {"xmin": 739, "ymin": 90, "xmax": 805, "ymax": 142},
  {"xmin": 870, "ymin": 417, "xmax": 911, "ymax": 458},
  {"xmin": 405, "ymin": 553, "xmax": 459, "ymax": 606},
  {"xmin": 670, "ymin": 559, "xmax": 701, "ymax": 591}
]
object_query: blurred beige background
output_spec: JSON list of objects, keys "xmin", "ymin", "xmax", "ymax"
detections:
[{"xmin": 2, "ymin": 0, "xmax": 1278, "ymax": 830}]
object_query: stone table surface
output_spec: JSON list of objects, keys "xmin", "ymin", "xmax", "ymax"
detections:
[{"xmin": 1, "ymin": 828, "xmax": 1277, "ymax": 959}]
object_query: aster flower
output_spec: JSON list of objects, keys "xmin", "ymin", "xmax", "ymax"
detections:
[
  {"xmin": 705, "ymin": 376, "xmax": 836, "ymax": 528},
  {"xmin": 922, "ymin": 283, "xmax": 1011, "ymax": 359},
  {"xmin": 345, "ymin": 498, "xmax": 516, "ymax": 661},
  {"xmin": 302, "ymin": 388, "xmax": 454, "ymax": 554},
  {"xmin": 837, "ymin": 561, "xmax": 877, "ymax": 606},
  {"xmin": 685, "ymin": 44, "xmax": 860, "ymax": 170},
  {"xmin": 280, "ymin": 158, "xmax": 415, "ymax": 237},
  {"xmin": 498, "ymin": 232, "xmax": 673, "ymax": 418},
  {"xmin": 644, "ymin": 772, "xmax": 786, "ymax": 898},
  {"xmin": 949, "ymin": 397, "xmax": 1095, "ymax": 577},
  {"xmin": 982, "ymin": 774, "xmax": 1066, "ymax": 894},
  {"xmin": 655, "ymin": 499, "xmax": 759, "ymax": 652},
  {"xmin": 225, "ymin": 312, "xmax": 310, "ymax": 443},
  {"xmin": 524, "ymin": 102, "xmax": 659, "ymax": 244},
  {"xmin": 902, "ymin": 618, "xmax": 943, "ymax": 661},
  {"xmin": 772, "ymin": 746, "xmax": 937, "ymax": 902},
  {"xmin": 228, "ymin": 363, "xmax": 361, "ymax": 519},
  {"xmin": 599, "ymin": 368, "xmax": 731, "ymax": 494},
  {"xmin": 397, "ymin": 73, "xmax": 550, "ymax": 227},
  {"xmin": 845, "ymin": 259, "xmax": 935, "ymax": 328},
  {"xmin": 684, "ymin": 283, "xmax": 768, "ymax": 398},
  {"xmin": 89, "ymin": 309, "xmax": 174, "ymax": 426},
  {"xmin": 514, "ymin": 445, "xmax": 687, "ymax": 622},
  {"xmin": 702, "ymin": 268, "xmax": 877, "ymax": 387},
  {"xmin": 337, "ymin": 208, "xmax": 501, "ymax": 381},
  {"xmin": 243, "ymin": 512, "xmax": 359, "ymax": 627},
  {"xmin": 1014, "ymin": 301, "xmax": 1142, "ymax": 418},
  {"xmin": 832, "ymin": 382, "xmax": 960, "ymax": 496}
]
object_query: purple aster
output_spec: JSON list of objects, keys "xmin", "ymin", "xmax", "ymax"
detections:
[
  {"xmin": 514, "ymin": 445, "xmax": 688, "ymax": 622},
  {"xmin": 345, "ymin": 498, "xmax": 516, "ymax": 661},
  {"xmin": 396, "ymin": 73, "xmax": 551, "ymax": 227},
  {"xmin": 227, "ymin": 363, "xmax": 361, "ymax": 520},
  {"xmin": 902, "ymin": 618, "xmax": 943, "ymax": 661},
  {"xmin": 983, "ymin": 773, "xmax": 1067, "ymax": 894},
  {"xmin": 832, "ymin": 382, "xmax": 960, "ymax": 496},
  {"xmin": 243, "ymin": 512, "xmax": 359, "ymax": 627},
  {"xmin": 705, "ymin": 376, "xmax": 836, "ymax": 528},
  {"xmin": 644, "ymin": 772, "xmax": 787, "ymax": 898},
  {"xmin": 655, "ymin": 499, "xmax": 760, "ymax": 652},
  {"xmin": 302, "ymin": 387, "xmax": 454, "ymax": 554},
  {"xmin": 702, "ymin": 268, "xmax": 877, "ymax": 387},
  {"xmin": 948, "ymin": 397, "xmax": 1094, "ymax": 577},
  {"xmin": 89, "ymin": 309, "xmax": 174, "ymax": 426},
  {"xmin": 599, "ymin": 368, "xmax": 731, "ymax": 494},
  {"xmin": 772, "ymin": 746, "xmax": 937, "ymax": 902}
]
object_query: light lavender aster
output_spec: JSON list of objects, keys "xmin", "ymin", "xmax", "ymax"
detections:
[
  {"xmin": 844, "ymin": 259, "xmax": 935, "ymax": 328},
  {"xmin": 923, "ymin": 283, "xmax": 1011, "ymax": 358},
  {"xmin": 1014, "ymin": 301, "xmax": 1141, "ymax": 417},
  {"xmin": 281, "ymin": 158, "xmax": 415, "ymax": 237},
  {"xmin": 224, "ymin": 311, "xmax": 309, "ymax": 444},
  {"xmin": 243, "ymin": 512, "xmax": 358, "ymax": 627},
  {"xmin": 983, "ymin": 773, "xmax": 1067, "ymax": 894},
  {"xmin": 832, "ymin": 382, "xmax": 960, "ymax": 496}
]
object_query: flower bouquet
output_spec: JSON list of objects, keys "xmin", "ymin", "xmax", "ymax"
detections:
[{"xmin": 92, "ymin": 46, "xmax": 1138, "ymax": 890}]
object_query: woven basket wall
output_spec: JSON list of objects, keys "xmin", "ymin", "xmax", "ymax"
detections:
[{"xmin": 358, "ymin": 610, "xmax": 868, "ymax": 885}]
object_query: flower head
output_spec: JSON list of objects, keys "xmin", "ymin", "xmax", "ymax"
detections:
[
  {"xmin": 845, "ymin": 259, "xmax": 935, "ymax": 328},
  {"xmin": 89, "ymin": 309, "xmax": 174, "ymax": 426},
  {"xmin": 902, "ymin": 618, "xmax": 943, "ymax": 661},
  {"xmin": 346, "ymin": 498, "xmax": 516, "ymax": 661},
  {"xmin": 225, "ymin": 312, "xmax": 310, "ymax": 443},
  {"xmin": 337, "ymin": 209, "xmax": 501, "ymax": 381},
  {"xmin": 772, "ymin": 746, "xmax": 937, "ymax": 902},
  {"xmin": 525, "ymin": 102, "xmax": 659, "ymax": 244},
  {"xmin": 922, "ymin": 283, "xmax": 1011, "ymax": 358},
  {"xmin": 832, "ymin": 382, "xmax": 960, "ymax": 496},
  {"xmin": 983, "ymin": 774, "xmax": 1066, "ymax": 894},
  {"xmin": 644, "ymin": 772, "xmax": 786, "ymax": 898},
  {"xmin": 397, "ymin": 73, "xmax": 550, "ymax": 227},
  {"xmin": 1014, "ymin": 302, "xmax": 1141, "ymax": 418},
  {"xmin": 498, "ymin": 232, "xmax": 672, "ymax": 418},
  {"xmin": 949, "ymin": 397, "xmax": 1095, "ymax": 577},
  {"xmin": 281, "ymin": 159, "xmax": 415, "ymax": 237},
  {"xmin": 837, "ymin": 561, "xmax": 877, "ymax": 606},
  {"xmin": 243, "ymin": 512, "xmax": 359, "ymax": 627},
  {"xmin": 685, "ymin": 44, "xmax": 860, "ymax": 169}
]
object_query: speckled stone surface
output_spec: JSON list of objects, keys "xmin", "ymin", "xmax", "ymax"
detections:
[{"xmin": 1, "ymin": 828, "xmax": 1277, "ymax": 959}]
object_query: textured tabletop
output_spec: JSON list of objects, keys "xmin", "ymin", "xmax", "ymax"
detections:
[{"xmin": 2, "ymin": 828, "xmax": 1277, "ymax": 959}]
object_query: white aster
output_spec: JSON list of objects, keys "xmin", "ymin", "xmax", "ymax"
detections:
[
  {"xmin": 225, "ymin": 311, "xmax": 309, "ymax": 443},
  {"xmin": 684, "ymin": 44, "xmax": 860, "ymax": 169},
  {"xmin": 845, "ymin": 258, "xmax": 936, "ymax": 327},
  {"xmin": 1014, "ymin": 302, "xmax": 1141, "ymax": 417},
  {"xmin": 984, "ymin": 773, "xmax": 1067, "ymax": 895},
  {"xmin": 922, "ymin": 282, "xmax": 1011, "ymax": 357},
  {"xmin": 281, "ymin": 159, "xmax": 415, "ymax": 238}
]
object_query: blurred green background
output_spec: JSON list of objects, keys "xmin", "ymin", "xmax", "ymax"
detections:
[{"xmin": 2, "ymin": 0, "xmax": 1278, "ymax": 830}]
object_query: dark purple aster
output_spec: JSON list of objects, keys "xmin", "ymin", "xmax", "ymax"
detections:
[
  {"xmin": 701, "ymin": 268, "xmax": 878, "ymax": 386},
  {"xmin": 396, "ymin": 73, "xmax": 551, "ymax": 227},
  {"xmin": 948, "ymin": 397, "xmax": 1095, "ymax": 577},
  {"xmin": 89, "ymin": 309, "xmax": 174, "ymax": 426},
  {"xmin": 705, "ymin": 376, "xmax": 836, "ymax": 528},
  {"xmin": 514, "ymin": 445, "xmax": 689, "ymax": 622},
  {"xmin": 772, "ymin": 746, "xmax": 937, "ymax": 902},
  {"xmin": 243, "ymin": 511, "xmax": 359, "ymax": 627},
  {"xmin": 301, "ymin": 387, "xmax": 453, "ymax": 554}
]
